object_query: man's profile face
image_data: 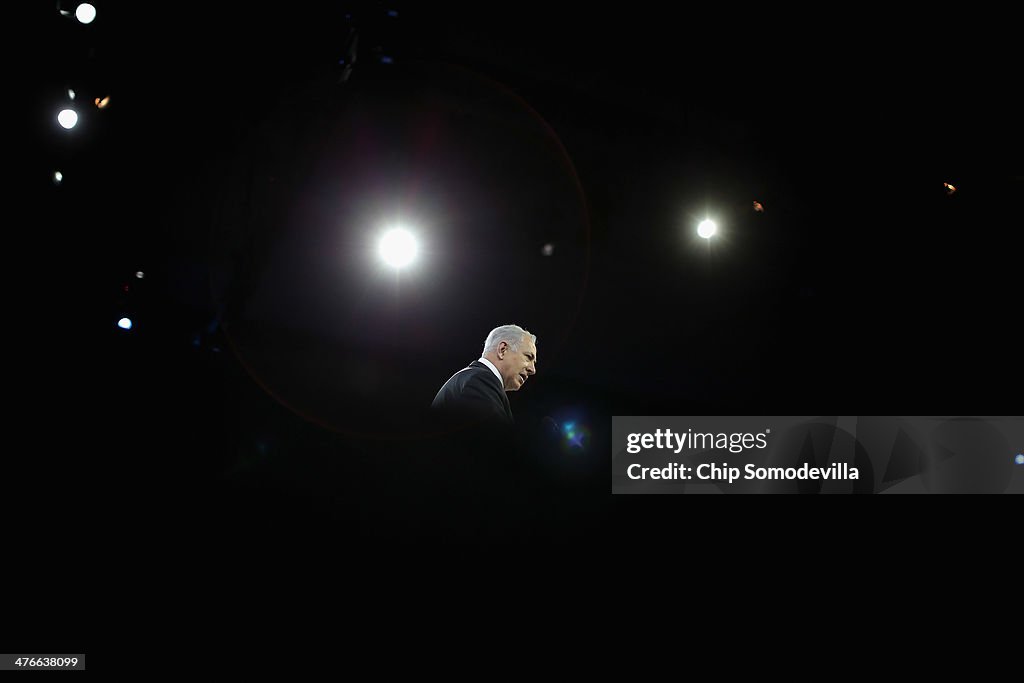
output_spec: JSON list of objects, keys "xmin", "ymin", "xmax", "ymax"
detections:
[{"xmin": 498, "ymin": 337, "xmax": 537, "ymax": 392}]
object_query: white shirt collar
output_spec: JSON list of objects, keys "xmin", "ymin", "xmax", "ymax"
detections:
[{"xmin": 477, "ymin": 357, "xmax": 504, "ymax": 386}]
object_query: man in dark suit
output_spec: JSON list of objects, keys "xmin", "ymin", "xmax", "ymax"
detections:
[{"xmin": 432, "ymin": 324, "xmax": 537, "ymax": 426}]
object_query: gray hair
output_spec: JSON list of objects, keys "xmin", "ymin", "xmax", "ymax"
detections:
[{"xmin": 483, "ymin": 324, "xmax": 536, "ymax": 354}]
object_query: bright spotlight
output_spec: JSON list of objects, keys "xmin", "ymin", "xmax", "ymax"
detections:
[
  {"xmin": 697, "ymin": 219, "xmax": 717, "ymax": 239},
  {"xmin": 67, "ymin": 88, "xmax": 76, "ymax": 100},
  {"xmin": 117, "ymin": 317, "xmax": 132, "ymax": 330},
  {"xmin": 75, "ymin": 3, "xmax": 97, "ymax": 24},
  {"xmin": 379, "ymin": 228, "xmax": 418, "ymax": 268},
  {"xmin": 57, "ymin": 109, "xmax": 78, "ymax": 129},
  {"xmin": 135, "ymin": 271, "xmax": 145, "ymax": 279},
  {"xmin": 53, "ymin": 171, "xmax": 64, "ymax": 185}
]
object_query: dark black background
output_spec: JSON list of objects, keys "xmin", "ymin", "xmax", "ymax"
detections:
[
  {"xmin": 16, "ymin": 3, "xmax": 1022, "ymax": 642},
  {"xmin": 30, "ymin": 2, "xmax": 1024, "ymax": 495}
]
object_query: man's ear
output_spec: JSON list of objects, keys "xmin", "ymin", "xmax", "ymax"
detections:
[{"xmin": 497, "ymin": 341, "xmax": 507, "ymax": 358}]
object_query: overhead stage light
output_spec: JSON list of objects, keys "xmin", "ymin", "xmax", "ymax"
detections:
[
  {"xmin": 117, "ymin": 317, "xmax": 132, "ymax": 330},
  {"xmin": 75, "ymin": 4, "xmax": 97, "ymax": 24},
  {"xmin": 379, "ymin": 228, "xmax": 418, "ymax": 268},
  {"xmin": 58, "ymin": 109, "xmax": 78, "ymax": 129},
  {"xmin": 697, "ymin": 219, "xmax": 717, "ymax": 239}
]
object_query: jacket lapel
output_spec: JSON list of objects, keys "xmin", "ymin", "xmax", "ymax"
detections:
[
  {"xmin": 471, "ymin": 361, "xmax": 514, "ymax": 422},
  {"xmin": 498, "ymin": 385, "xmax": 513, "ymax": 422}
]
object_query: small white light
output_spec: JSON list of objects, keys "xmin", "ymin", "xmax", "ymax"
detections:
[
  {"xmin": 75, "ymin": 4, "xmax": 97, "ymax": 24},
  {"xmin": 53, "ymin": 171, "xmax": 64, "ymax": 185},
  {"xmin": 541, "ymin": 243, "xmax": 554, "ymax": 256},
  {"xmin": 697, "ymin": 219, "xmax": 717, "ymax": 239},
  {"xmin": 379, "ymin": 228, "xmax": 418, "ymax": 268},
  {"xmin": 58, "ymin": 109, "xmax": 79, "ymax": 129},
  {"xmin": 68, "ymin": 89, "xmax": 76, "ymax": 100},
  {"xmin": 117, "ymin": 317, "xmax": 133, "ymax": 330},
  {"xmin": 1016, "ymin": 454, "xmax": 1024, "ymax": 465},
  {"xmin": 135, "ymin": 271, "xmax": 145, "ymax": 279}
]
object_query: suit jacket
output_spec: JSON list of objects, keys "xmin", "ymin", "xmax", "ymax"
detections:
[{"xmin": 432, "ymin": 361, "xmax": 514, "ymax": 425}]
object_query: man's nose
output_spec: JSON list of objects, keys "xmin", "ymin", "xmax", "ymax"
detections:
[{"xmin": 527, "ymin": 363, "xmax": 536, "ymax": 375}]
